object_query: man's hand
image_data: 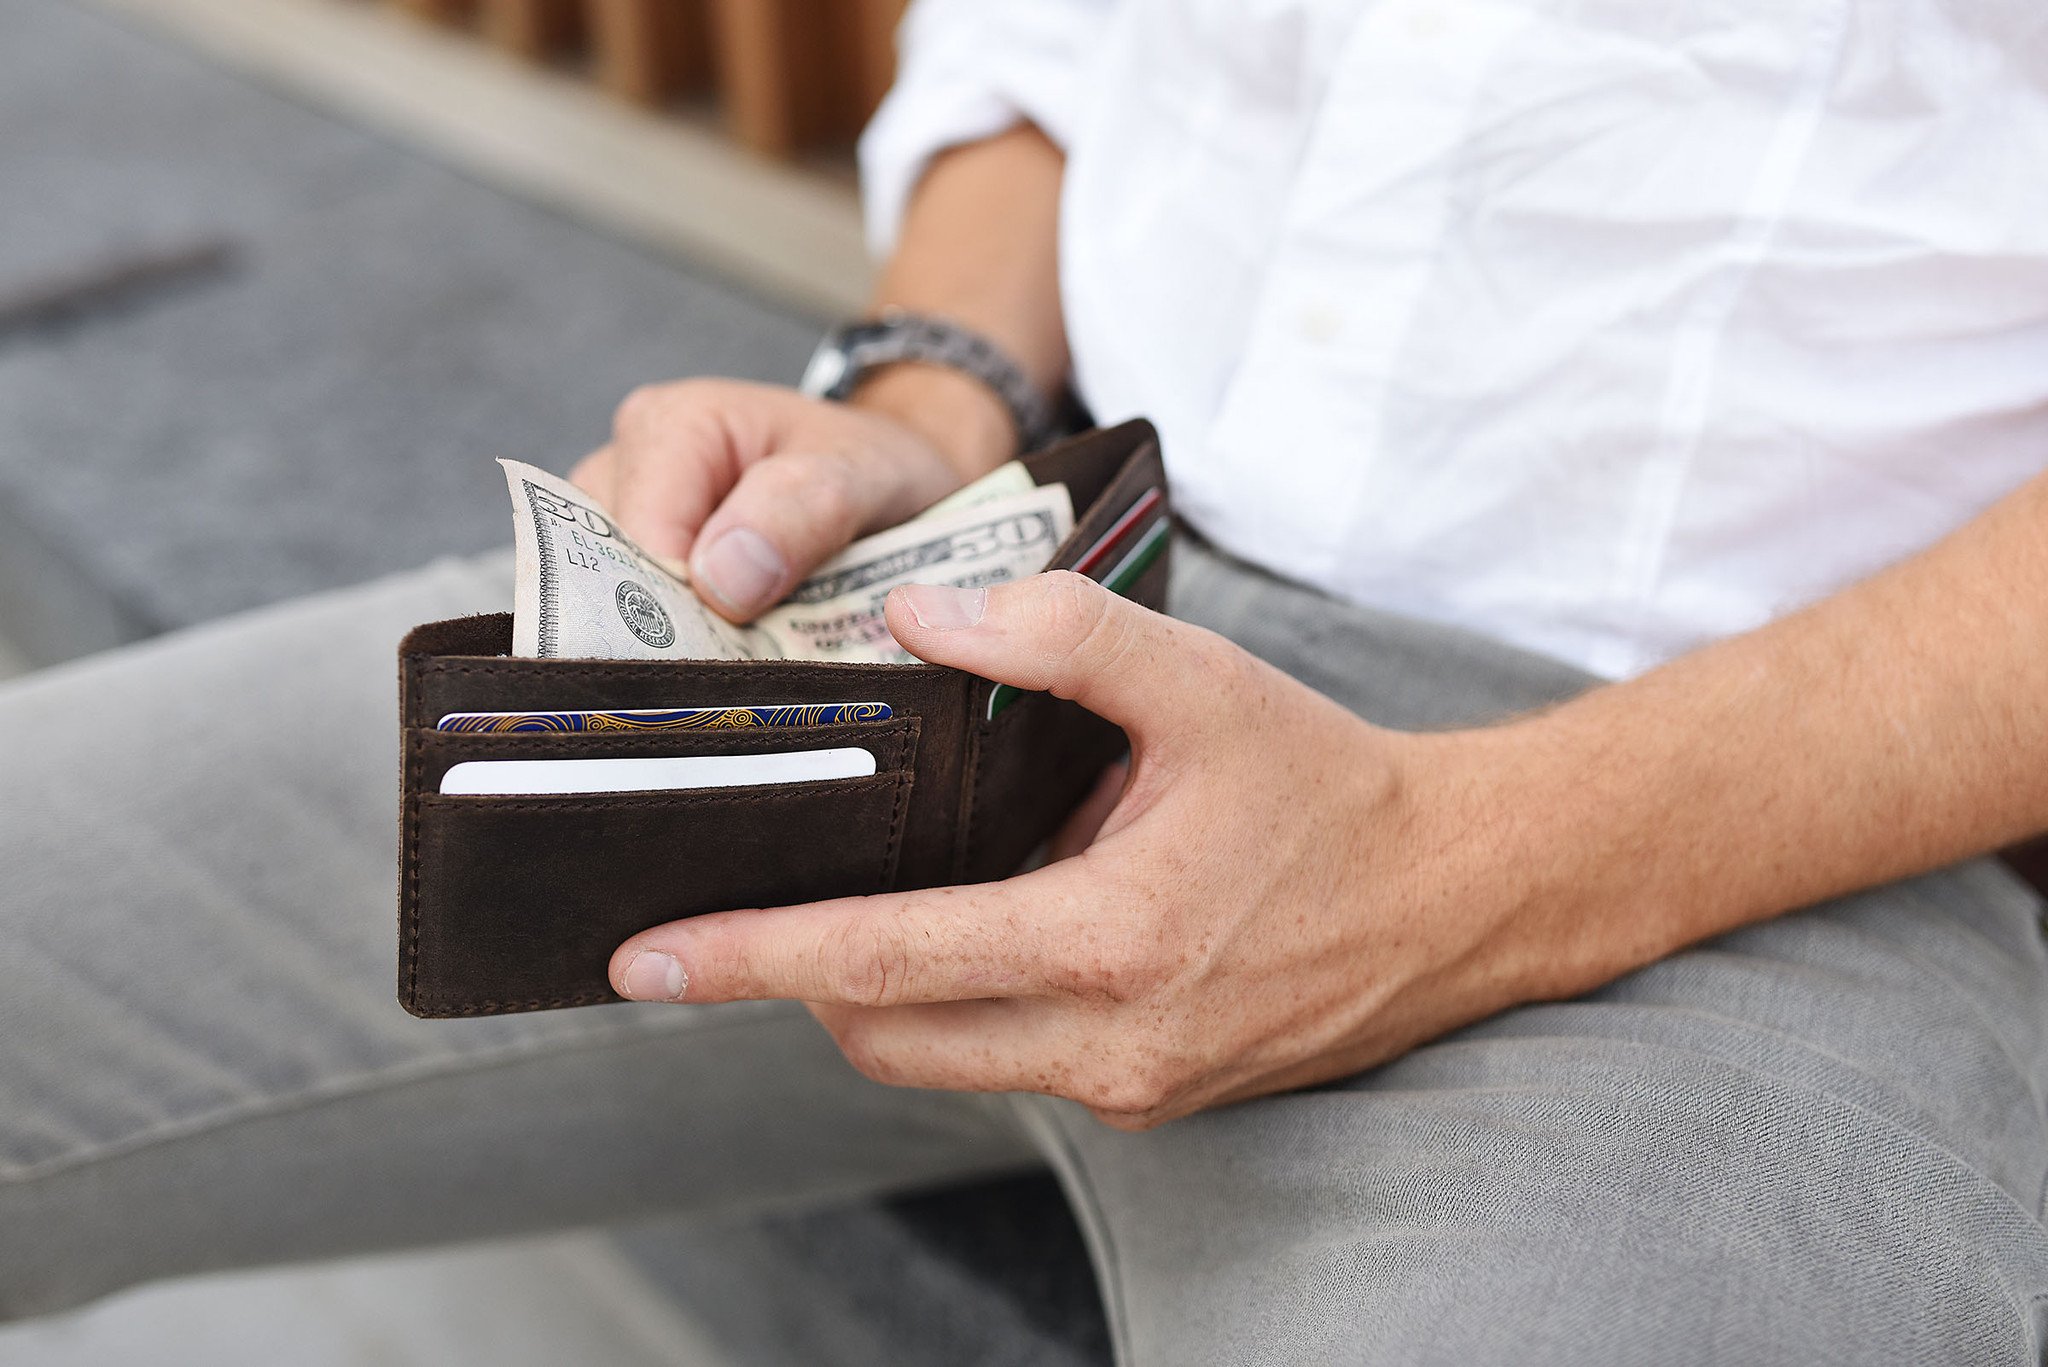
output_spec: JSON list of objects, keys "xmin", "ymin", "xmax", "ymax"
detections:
[
  {"xmin": 570, "ymin": 377, "xmax": 1009, "ymax": 623},
  {"xmin": 607, "ymin": 467, "xmax": 2048, "ymax": 1130},
  {"xmin": 607, "ymin": 572, "xmax": 1582, "ymax": 1130},
  {"xmin": 573, "ymin": 120, "xmax": 1068, "ymax": 626}
]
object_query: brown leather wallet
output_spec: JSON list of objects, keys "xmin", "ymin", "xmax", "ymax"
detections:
[{"xmin": 396, "ymin": 420, "xmax": 1171, "ymax": 1018}]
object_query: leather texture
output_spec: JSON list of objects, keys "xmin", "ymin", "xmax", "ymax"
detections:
[{"xmin": 397, "ymin": 420, "xmax": 1172, "ymax": 1017}]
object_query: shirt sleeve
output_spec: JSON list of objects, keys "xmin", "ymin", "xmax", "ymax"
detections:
[{"xmin": 857, "ymin": 0, "xmax": 1118, "ymax": 257}]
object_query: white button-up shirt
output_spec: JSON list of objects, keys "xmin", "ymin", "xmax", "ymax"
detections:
[{"xmin": 861, "ymin": 0, "xmax": 2048, "ymax": 679}]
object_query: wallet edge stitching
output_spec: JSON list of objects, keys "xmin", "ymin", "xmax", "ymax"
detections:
[{"xmin": 400, "ymin": 659, "xmax": 424, "ymax": 1010}]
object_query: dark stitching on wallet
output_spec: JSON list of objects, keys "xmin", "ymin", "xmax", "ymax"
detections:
[
  {"xmin": 411, "ymin": 991, "xmax": 617, "ymax": 1016},
  {"xmin": 955, "ymin": 692, "xmax": 985, "ymax": 884},
  {"xmin": 401, "ymin": 663, "xmax": 423, "ymax": 1008},
  {"xmin": 880, "ymin": 765, "xmax": 913, "ymax": 890},
  {"xmin": 964, "ymin": 721, "xmax": 988, "ymax": 882},
  {"xmin": 964, "ymin": 685, "xmax": 1045, "ymax": 877}
]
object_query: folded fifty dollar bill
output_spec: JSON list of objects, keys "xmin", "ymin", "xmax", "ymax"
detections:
[{"xmin": 502, "ymin": 459, "xmax": 1072, "ymax": 663}]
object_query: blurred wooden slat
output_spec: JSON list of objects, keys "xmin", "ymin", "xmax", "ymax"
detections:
[
  {"xmin": 478, "ymin": 0, "xmax": 581, "ymax": 60},
  {"xmin": 707, "ymin": 0, "xmax": 864, "ymax": 158},
  {"xmin": 388, "ymin": 0, "xmax": 474, "ymax": 25},
  {"xmin": 382, "ymin": 0, "xmax": 905, "ymax": 159},
  {"xmin": 705, "ymin": 0, "xmax": 800, "ymax": 156},
  {"xmin": 847, "ymin": 0, "xmax": 906, "ymax": 122},
  {"xmin": 587, "ymin": 0, "xmax": 708, "ymax": 106}
]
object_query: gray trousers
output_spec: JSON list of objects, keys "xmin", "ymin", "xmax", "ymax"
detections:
[{"xmin": 4, "ymin": 537, "xmax": 2047, "ymax": 1365}]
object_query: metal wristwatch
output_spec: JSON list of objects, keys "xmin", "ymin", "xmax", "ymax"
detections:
[{"xmin": 797, "ymin": 308, "xmax": 1062, "ymax": 453}]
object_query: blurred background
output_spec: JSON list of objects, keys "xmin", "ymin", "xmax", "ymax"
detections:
[
  {"xmin": 0, "ymin": 0, "xmax": 890, "ymax": 678},
  {"xmin": 0, "ymin": 0, "xmax": 1106, "ymax": 1362}
]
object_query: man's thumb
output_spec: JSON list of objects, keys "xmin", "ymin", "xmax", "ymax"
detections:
[{"xmin": 886, "ymin": 571, "xmax": 1212, "ymax": 738}]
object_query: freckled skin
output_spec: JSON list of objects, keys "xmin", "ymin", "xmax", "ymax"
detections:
[
  {"xmin": 614, "ymin": 571, "xmax": 1558, "ymax": 1130},
  {"xmin": 594, "ymin": 115, "xmax": 2048, "ymax": 1131},
  {"xmin": 613, "ymin": 462, "xmax": 2048, "ymax": 1129}
]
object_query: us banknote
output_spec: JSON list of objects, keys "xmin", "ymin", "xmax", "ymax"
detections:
[{"xmin": 501, "ymin": 459, "xmax": 1071, "ymax": 663}]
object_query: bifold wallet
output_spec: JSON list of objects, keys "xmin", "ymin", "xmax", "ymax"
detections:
[{"xmin": 397, "ymin": 419, "xmax": 1171, "ymax": 1017}]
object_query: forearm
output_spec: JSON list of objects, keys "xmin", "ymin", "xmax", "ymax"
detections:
[
  {"xmin": 849, "ymin": 123, "xmax": 1069, "ymax": 478},
  {"xmin": 1461, "ymin": 470, "xmax": 2048, "ymax": 991}
]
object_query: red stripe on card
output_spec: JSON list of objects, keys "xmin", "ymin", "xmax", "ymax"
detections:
[{"xmin": 1072, "ymin": 486, "xmax": 1165, "ymax": 578}]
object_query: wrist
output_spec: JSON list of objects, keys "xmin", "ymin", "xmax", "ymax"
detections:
[
  {"xmin": 1430, "ymin": 703, "xmax": 1761, "ymax": 1003},
  {"xmin": 1391, "ymin": 718, "xmax": 1657, "ymax": 1004},
  {"xmin": 846, "ymin": 363, "xmax": 1019, "ymax": 482}
]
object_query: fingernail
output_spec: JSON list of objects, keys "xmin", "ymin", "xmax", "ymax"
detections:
[
  {"xmin": 695, "ymin": 528, "xmax": 786, "ymax": 615},
  {"xmin": 900, "ymin": 584, "xmax": 986, "ymax": 630},
  {"xmin": 620, "ymin": 950, "xmax": 687, "ymax": 1002}
]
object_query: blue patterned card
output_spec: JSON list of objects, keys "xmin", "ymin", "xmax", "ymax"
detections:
[{"xmin": 435, "ymin": 702, "xmax": 892, "ymax": 733}]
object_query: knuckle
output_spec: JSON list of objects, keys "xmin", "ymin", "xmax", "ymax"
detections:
[
  {"xmin": 1016, "ymin": 575, "xmax": 1109, "ymax": 692},
  {"xmin": 1056, "ymin": 1037, "xmax": 1187, "ymax": 1123},
  {"xmin": 1075, "ymin": 1060, "xmax": 1181, "ymax": 1119},
  {"xmin": 611, "ymin": 383, "xmax": 671, "ymax": 438},
  {"xmin": 613, "ymin": 378, "xmax": 731, "ymax": 441},
  {"xmin": 749, "ymin": 453, "xmax": 861, "ymax": 535},
  {"xmin": 1046, "ymin": 572, "xmax": 1138, "ymax": 676},
  {"xmin": 800, "ymin": 457, "xmax": 863, "ymax": 534},
  {"xmin": 1053, "ymin": 937, "xmax": 1170, "ymax": 1005},
  {"xmin": 668, "ymin": 375, "xmax": 728, "ymax": 406},
  {"xmin": 1041, "ymin": 570, "xmax": 1106, "ymax": 634},
  {"xmin": 818, "ymin": 917, "xmax": 913, "ymax": 1008}
]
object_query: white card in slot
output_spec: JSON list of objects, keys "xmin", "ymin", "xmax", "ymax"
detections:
[{"xmin": 439, "ymin": 747, "xmax": 878, "ymax": 796}]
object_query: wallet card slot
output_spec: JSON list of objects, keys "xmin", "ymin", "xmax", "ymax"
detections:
[
  {"xmin": 405, "ymin": 651, "xmax": 959, "ymax": 734},
  {"xmin": 402, "ymin": 770, "xmax": 914, "ymax": 1016},
  {"xmin": 407, "ymin": 718, "xmax": 919, "ymax": 797},
  {"xmin": 1038, "ymin": 424, "xmax": 1168, "ymax": 573},
  {"xmin": 1021, "ymin": 418, "xmax": 1156, "ymax": 519}
]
